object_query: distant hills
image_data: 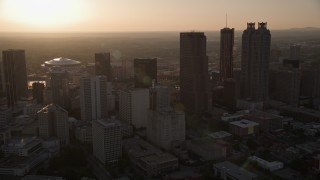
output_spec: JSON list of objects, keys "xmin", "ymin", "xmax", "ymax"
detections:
[{"xmin": 288, "ymin": 27, "xmax": 320, "ymax": 31}]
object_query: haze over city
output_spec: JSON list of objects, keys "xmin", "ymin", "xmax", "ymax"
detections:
[
  {"xmin": 1, "ymin": 0, "xmax": 320, "ymax": 32},
  {"xmin": 0, "ymin": 0, "xmax": 320, "ymax": 180}
]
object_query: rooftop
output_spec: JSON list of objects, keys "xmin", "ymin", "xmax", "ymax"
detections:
[
  {"xmin": 140, "ymin": 153, "xmax": 177, "ymax": 165},
  {"xmin": 123, "ymin": 137, "xmax": 161, "ymax": 159},
  {"xmin": 214, "ymin": 161, "xmax": 258, "ymax": 180},
  {"xmin": 229, "ymin": 119, "xmax": 259, "ymax": 128}
]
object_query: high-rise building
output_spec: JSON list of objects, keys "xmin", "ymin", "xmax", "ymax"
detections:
[
  {"xmin": 37, "ymin": 104, "xmax": 69, "ymax": 145},
  {"xmin": 80, "ymin": 76, "xmax": 108, "ymax": 121},
  {"xmin": 219, "ymin": 28, "xmax": 234, "ymax": 81},
  {"xmin": 134, "ymin": 58, "xmax": 157, "ymax": 88},
  {"xmin": 50, "ymin": 67, "xmax": 69, "ymax": 109},
  {"xmin": 32, "ymin": 82, "xmax": 45, "ymax": 104},
  {"xmin": 290, "ymin": 44, "xmax": 301, "ymax": 60},
  {"xmin": 241, "ymin": 22, "xmax": 271, "ymax": 102},
  {"xmin": 147, "ymin": 86, "xmax": 185, "ymax": 150},
  {"xmin": 119, "ymin": 89, "xmax": 149, "ymax": 128},
  {"xmin": 180, "ymin": 32, "xmax": 209, "ymax": 114},
  {"xmin": 92, "ymin": 119, "xmax": 122, "ymax": 165},
  {"xmin": 95, "ymin": 53, "xmax": 112, "ymax": 81},
  {"xmin": 2, "ymin": 49, "xmax": 28, "ymax": 108}
]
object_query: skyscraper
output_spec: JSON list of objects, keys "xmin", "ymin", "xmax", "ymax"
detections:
[
  {"xmin": 241, "ymin": 22, "xmax": 271, "ymax": 102},
  {"xmin": 95, "ymin": 52, "xmax": 112, "ymax": 81},
  {"xmin": 50, "ymin": 67, "xmax": 69, "ymax": 109},
  {"xmin": 92, "ymin": 119, "xmax": 122, "ymax": 165},
  {"xmin": 32, "ymin": 82, "xmax": 45, "ymax": 104},
  {"xmin": 290, "ymin": 44, "xmax": 301, "ymax": 60},
  {"xmin": 180, "ymin": 32, "xmax": 209, "ymax": 114},
  {"xmin": 134, "ymin": 58, "xmax": 157, "ymax": 88},
  {"xmin": 2, "ymin": 49, "xmax": 28, "ymax": 108},
  {"xmin": 37, "ymin": 104, "xmax": 69, "ymax": 145},
  {"xmin": 219, "ymin": 27, "xmax": 234, "ymax": 81},
  {"xmin": 80, "ymin": 76, "xmax": 108, "ymax": 121}
]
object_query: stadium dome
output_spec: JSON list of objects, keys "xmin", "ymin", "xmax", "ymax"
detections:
[{"xmin": 44, "ymin": 57, "xmax": 81, "ymax": 67}]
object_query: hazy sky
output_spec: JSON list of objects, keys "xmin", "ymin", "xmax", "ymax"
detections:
[{"xmin": 1, "ymin": 0, "xmax": 319, "ymax": 32}]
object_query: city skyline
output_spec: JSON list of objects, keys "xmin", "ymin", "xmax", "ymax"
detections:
[{"xmin": 0, "ymin": 0, "xmax": 319, "ymax": 32}]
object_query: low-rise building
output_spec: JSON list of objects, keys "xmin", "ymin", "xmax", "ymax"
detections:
[
  {"xmin": 229, "ymin": 119, "xmax": 259, "ymax": 136},
  {"xmin": 186, "ymin": 138, "xmax": 227, "ymax": 161},
  {"xmin": 21, "ymin": 175, "xmax": 65, "ymax": 180},
  {"xmin": 1, "ymin": 137, "xmax": 42, "ymax": 157},
  {"xmin": 213, "ymin": 161, "xmax": 258, "ymax": 180},
  {"xmin": 248, "ymin": 156, "xmax": 283, "ymax": 171}
]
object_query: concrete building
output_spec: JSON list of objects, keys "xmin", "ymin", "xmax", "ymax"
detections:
[
  {"xmin": 119, "ymin": 88, "xmax": 149, "ymax": 128},
  {"xmin": 92, "ymin": 119, "xmax": 122, "ymax": 165},
  {"xmin": 134, "ymin": 58, "xmax": 157, "ymax": 88},
  {"xmin": 1, "ymin": 137, "xmax": 42, "ymax": 157},
  {"xmin": 187, "ymin": 138, "xmax": 227, "ymax": 161},
  {"xmin": 180, "ymin": 32, "xmax": 209, "ymax": 114},
  {"xmin": 289, "ymin": 44, "xmax": 301, "ymax": 60},
  {"xmin": 147, "ymin": 86, "xmax": 185, "ymax": 150},
  {"xmin": 75, "ymin": 123, "xmax": 92, "ymax": 144},
  {"xmin": 229, "ymin": 119, "xmax": 259, "ymax": 136},
  {"xmin": 32, "ymin": 82, "xmax": 45, "ymax": 105},
  {"xmin": 49, "ymin": 67, "xmax": 70, "ymax": 109},
  {"xmin": 80, "ymin": 76, "xmax": 108, "ymax": 121},
  {"xmin": 248, "ymin": 156, "xmax": 283, "ymax": 171},
  {"xmin": 219, "ymin": 27, "xmax": 234, "ymax": 81},
  {"xmin": 37, "ymin": 104, "xmax": 69, "ymax": 144},
  {"xmin": 21, "ymin": 175, "xmax": 65, "ymax": 180},
  {"xmin": 213, "ymin": 161, "xmax": 258, "ymax": 180},
  {"xmin": 2, "ymin": 49, "xmax": 28, "ymax": 108},
  {"xmin": 0, "ymin": 108, "xmax": 12, "ymax": 129},
  {"xmin": 241, "ymin": 22, "xmax": 271, "ymax": 103},
  {"xmin": 147, "ymin": 110, "xmax": 185, "ymax": 150},
  {"xmin": 95, "ymin": 52, "xmax": 112, "ymax": 81},
  {"xmin": 123, "ymin": 137, "xmax": 178, "ymax": 177}
]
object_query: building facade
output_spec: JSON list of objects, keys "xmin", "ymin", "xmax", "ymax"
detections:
[
  {"xmin": 219, "ymin": 28, "xmax": 234, "ymax": 81},
  {"xmin": 80, "ymin": 76, "xmax": 108, "ymax": 121},
  {"xmin": 2, "ymin": 49, "xmax": 28, "ymax": 108},
  {"xmin": 92, "ymin": 119, "xmax": 122, "ymax": 165},
  {"xmin": 134, "ymin": 58, "xmax": 157, "ymax": 88},
  {"xmin": 180, "ymin": 32, "xmax": 209, "ymax": 114},
  {"xmin": 241, "ymin": 22, "xmax": 271, "ymax": 103},
  {"xmin": 95, "ymin": 52, "xmax": 112, "ymax": 81}
]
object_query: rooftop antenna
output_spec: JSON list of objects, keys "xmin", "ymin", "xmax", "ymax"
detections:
[{"xmin": 226, "ymin": 13, "xmax": 228, "ymax": 28}]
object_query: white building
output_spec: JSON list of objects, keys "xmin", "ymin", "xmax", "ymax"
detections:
[
  {"xmin": 147, "ymin": 86, "xmax": 185, "ymax": 150},
  {"xmin": 1, "ymin": 137, "xmax": 42, "ymax": 157},
  {"xmin": 119, "ymin": 88, "xmax": 149, "ymax": 128},
  {"xmin": 92, "ymin": 119, "xmax": 122, "ymax": 165},
  {"xmin": 248, "ymin": 156, "xmax": 283, "ymax": 171},
  {"xmin": 80, "ymin": 76, "xmax": 108, "ymax": 121},
  {"xmin": 37, "ymin": 104, "xmax": 69, "ymax": 145}
]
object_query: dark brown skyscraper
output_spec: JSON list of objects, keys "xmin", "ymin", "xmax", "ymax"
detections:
[
  {"xmin": 241, "ymin": 22, "xmax": 271, "ymax": 102},
  {"xmin": 32, "ymin": 82, "xmax": 45, "ymax": 104},
  {"xmin": 220, "ymin": 27, "xmax": 234, "ymax": 81},
  {"xmin": 95, "ymin": 52, "xmax": 112, "ymax": 81},
  {"xmin": 134, "ymin": 58, "xmax": 157, "ymax": 88},
  {"xmin": 180, "ymin": 32, "xmax": 209, "ymax": 114},
  {"xmin": 2, "ymin": 49, "xmax": 28, "ymax": 108}
]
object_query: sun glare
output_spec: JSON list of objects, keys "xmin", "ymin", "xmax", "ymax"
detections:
[{"xmin": 3, "ymin": 0, "xmax": 89, "ymax": 27}]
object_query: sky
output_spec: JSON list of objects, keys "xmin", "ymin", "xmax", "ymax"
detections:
[{"xmin": 0, "ymin": 0, "xmax": 319, "ymax": 32}]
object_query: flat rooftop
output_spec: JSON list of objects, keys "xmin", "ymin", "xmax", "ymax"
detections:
[
  {"xmin": 229, "ymin": 119, "xmax": 259, "ymax": 128},
  {"xmin": 214, "ymin": 161, "xmax": 258, "ymax": 180},
  {"xmin": 140, "ymin": 153, "xmax": 177, "ymax": 165},
  {"xmin": 123, "ymin": 137, "xmax": 161, "ymax": 159}
]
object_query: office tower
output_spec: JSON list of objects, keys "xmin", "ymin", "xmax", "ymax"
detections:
[
  {"xmin": 241, "ymin": 22, "xmax": 271, "ymax": 102},
  {"xmin": 37, "ymin": 104, "xmax": 69, "ymax": 144},
  {"xmin": 180, "ymin": 32, "xmax": 209, "ymax": 114},
  {"xmin": 219, "ymin": 27, "xmax": 234, "ymax": 81},
  {"xmin": 300, "ymin": 65, "xmax": 320, "ymax": 108},
  {"xmin": 119, "ymin": 89, "xmax": 149, "ymax": 128},
  {"xmin": 147, "ymin": 86, "xmax": 185, "ymax": 150},
  {"xmin": 95, "ymin": 52, "xmax": 112, "ymax": 81},
  {"xmin": 0, "ymin": 108, "xmax": 12, "ymax": 129},
  {"xmin": 50, "ymin": 67, "xmax": 69, "ymax": 109},
  {"xmin": 2, "ymin": 49, "xmax": 28, "ymax": 108},
  {"xmin": 290, "ymin": 44, "xmax": 301, "ymax": 60},
  {"xmin": 80, "ymin": 76, "xmax": 108, "ymax": 121},
  {"xmin": 134, "ymin": 58, "xmax": 157, "ymax": 88},
  {"xmin": 32, "ymin": 82, "xmax": 45, "ymax": 104},
  {"xmin": 92, "ymin": 119, "xmax": 122, "ymax": 165},
  {"xmin": 106, "ymin": 82, "xmax": 115, "ymax": 113},
  {"xmin": 273, "ymin": 69, "xmax": 300, "ymax": 106}
]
